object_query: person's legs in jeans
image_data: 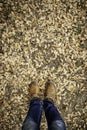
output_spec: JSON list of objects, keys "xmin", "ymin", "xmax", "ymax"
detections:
[
  {"xmin": 22, "ymin": 80, "xmax": 66, "ymax": 130},
  {"xmin": 22, "ymin": 81, "xmax": 42, "ymax": 130},
  {"xmin": 44, "ymin": 80, "xmax": 66, "ymax": 130},
  {"xmin": 22, "ymin": 99, "xmax": 42, "ymax": 130}
]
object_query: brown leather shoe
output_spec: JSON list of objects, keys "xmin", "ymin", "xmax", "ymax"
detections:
[
  {"xmin": 29, "ymin": 81, "xmax": 40, "ymax": 100},
  {"xmin": 44, "ymin": 80, "xmax": 56, "ymax": 103}
]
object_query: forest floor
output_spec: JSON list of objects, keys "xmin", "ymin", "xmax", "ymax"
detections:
[{"xmin": 0, "ymin": 0, "xmax": 87, "ymax": 130}]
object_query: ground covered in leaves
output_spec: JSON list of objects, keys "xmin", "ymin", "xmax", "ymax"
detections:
[{"xmin": 0, "ymin": 0, "xmax": 87, "ymax": 130}]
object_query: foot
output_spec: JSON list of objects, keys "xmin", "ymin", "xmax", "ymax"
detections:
[
  {"xmin": 29, "ymin": 81, "xmax": 40, "ymax": 100},
  {"xmin": 44, "ymin": 80, "xmax": 56, "ymax": 103}
]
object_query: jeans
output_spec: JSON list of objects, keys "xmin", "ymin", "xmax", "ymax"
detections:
[{"xmin": 22, "ymin": 99, "xmax": 66, "ymax": 130}]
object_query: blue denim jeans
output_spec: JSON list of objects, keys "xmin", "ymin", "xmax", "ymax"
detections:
[{"xmin": 22, "ymin": 99, "xmax": 66, "ymax": 130}]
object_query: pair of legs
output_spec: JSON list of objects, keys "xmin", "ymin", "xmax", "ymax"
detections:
[{"xmin": 22, "ymin": 81, "xmax": 66, "ymax": 130}]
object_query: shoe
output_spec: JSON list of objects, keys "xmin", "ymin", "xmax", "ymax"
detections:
[
  {"xmin": 29, "ymin": 81, "xmax": 40, "ymax": 100},
  {"xmin": 44, "ymin": 80, "xmax": 56, "ymax": 103}
]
